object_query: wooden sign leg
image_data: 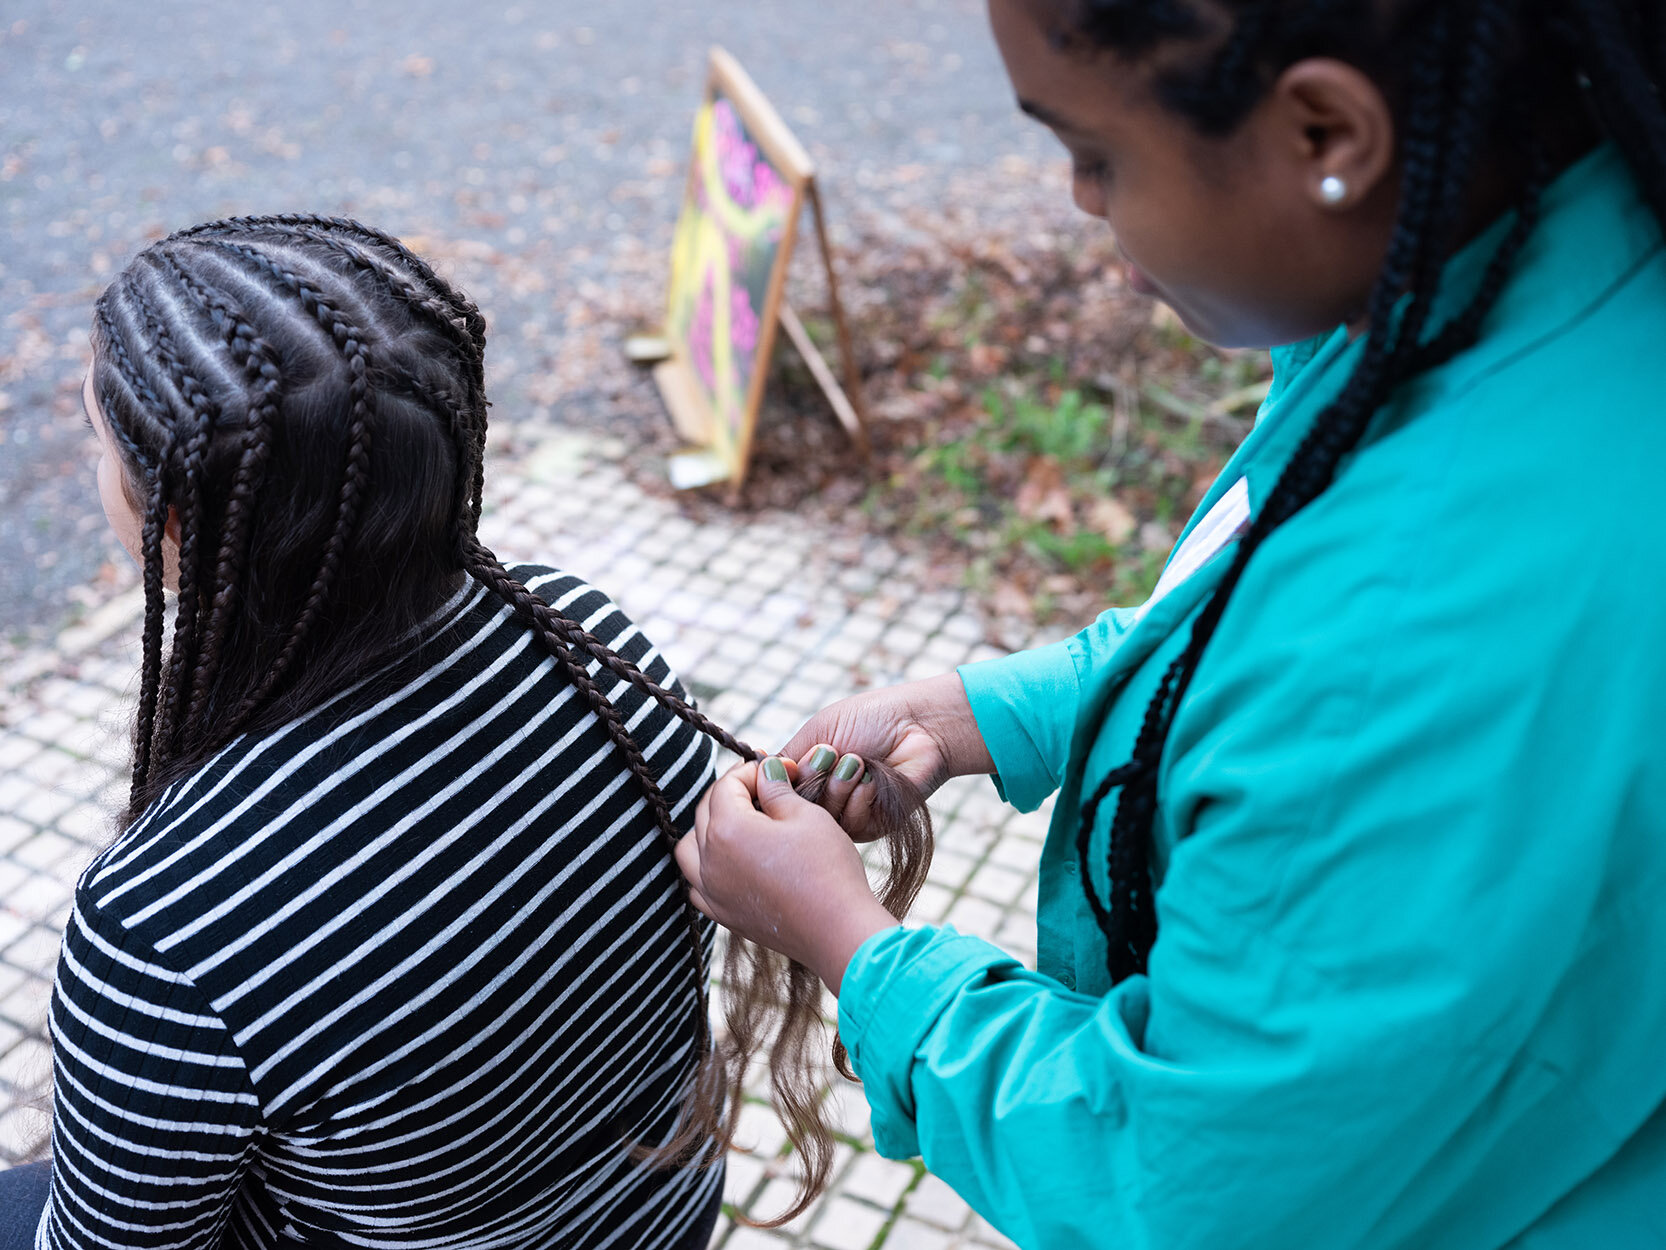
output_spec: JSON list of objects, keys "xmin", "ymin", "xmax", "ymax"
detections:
[
  {"xmin": 779, "ymin": 303, "xmax": 865, "ymax": 453},
  {"xmin": 807, "ymin": 179, "xmax": 870, "ymax": 460}
]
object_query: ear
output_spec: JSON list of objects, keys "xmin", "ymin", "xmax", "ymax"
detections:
[
  {"xmin": 159, "ymin": 506, "xmax": 185, "ymax": 593},
  {"xmin": 1263, "ymin": 58, "xmax": 1396, "ymax": 213}
]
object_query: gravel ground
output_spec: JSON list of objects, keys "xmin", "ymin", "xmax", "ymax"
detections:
[{"xmin": 0, "ymin": 0, "xmax": 1060, "ymax": 648}]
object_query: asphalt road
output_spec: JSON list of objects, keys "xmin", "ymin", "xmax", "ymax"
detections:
[{"xmin": 0, "ymin": 0, "xmax": 1057, "ymax": 647}]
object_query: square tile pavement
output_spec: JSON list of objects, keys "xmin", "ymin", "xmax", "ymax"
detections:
[{"xmin": 0, "ymin": 434, "xmax": 1065, "ymax": 1247}]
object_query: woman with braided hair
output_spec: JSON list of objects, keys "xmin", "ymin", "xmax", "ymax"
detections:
[
  {"xmin": 0, "ymin": 213, "xmax": 852, "ymax": 1249},
  {"xmin": 679, "ymin": 1, "xmax": 1666, "ymax": 1246}
]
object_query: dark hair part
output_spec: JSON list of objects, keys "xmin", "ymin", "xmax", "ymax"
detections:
[
  {"xmin": 1061, "ymin": 0, "xmax": 1666, "ymax": 984},
  {"xmin": 92, "ymin": 216, "xmax": 931, "ymax": 1222}
]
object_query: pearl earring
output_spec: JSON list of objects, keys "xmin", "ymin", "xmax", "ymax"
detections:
[{"xmin": 1319, "ymin": 175, "xmax": 1349, "ymax": 206}]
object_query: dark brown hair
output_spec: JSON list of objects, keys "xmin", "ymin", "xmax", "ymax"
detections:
[{"xmin": 91, "ymin": 215, "xmax": 931, "ymax": 1224}]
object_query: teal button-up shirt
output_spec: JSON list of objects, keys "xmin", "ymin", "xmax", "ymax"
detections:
[{"xmin": 837, "ymin": 144, "xmax": 1666, "ymax": 1249}]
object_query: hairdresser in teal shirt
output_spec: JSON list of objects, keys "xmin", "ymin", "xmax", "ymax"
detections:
[{"xmin": 677, "ymin": 3, "xmax": 1666, "ymax": 1247}]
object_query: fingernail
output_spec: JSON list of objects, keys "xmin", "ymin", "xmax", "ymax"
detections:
[
  {"xmin": 762, "ymin": 757, "xmax": 789, "ymax": 783},
  {"xmin": 861, "ymin": 768, "xmax": 877, "ymax": 786},
  {"xmin": 809, "ymin": 745, "xmax": 837, "ymax": 774},
  {"xmin": 834, "ymin": 753, "xmax": 863, "ymax": 782}
]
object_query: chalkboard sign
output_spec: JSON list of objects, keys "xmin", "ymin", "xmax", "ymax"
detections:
[{"xmin": 652, "ymin": 48, "xmax": 865, "ymax": 492}]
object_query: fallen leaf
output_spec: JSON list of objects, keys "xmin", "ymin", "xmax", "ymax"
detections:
[
  {"xmin": 991, "ymin": 579, "xmax": 1035, "ymax": 621},
  {"xmin": 967, "ymin": 342, "xmax": 1008, "ymax": 377},
  {"xmin": 1089, "ymin": 497, "xmax": 1137, "ymax": 544},
  {"xmin": 1140, "ymin": 521, "xmax": 1175, "ymax": 554},
  {"xmin": 1014, "ymin": 456, "xmax": 1074, "ymax": 530}
]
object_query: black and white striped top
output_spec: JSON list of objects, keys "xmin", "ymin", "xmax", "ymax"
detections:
[{"xmin": 40, "ymin": 568, "xmax": 721, "ymax": 1249}]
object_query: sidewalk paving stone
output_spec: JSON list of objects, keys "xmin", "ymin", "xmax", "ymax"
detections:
[{"xmin": 0, "ymin": 431, "xmax": 1067, "ymax": 1247}]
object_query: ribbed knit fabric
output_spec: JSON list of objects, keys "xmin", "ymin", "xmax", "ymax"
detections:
[{"xmin": 39, "ymin": 567, "xmax": 721, "ymax": 1249}]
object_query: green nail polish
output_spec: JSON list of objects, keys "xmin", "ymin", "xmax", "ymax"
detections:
[
  {"xmin": 861, "ymin": 768, "xmax": 877, "ymax": 785},
  {"xmin": 809, "ymin": 746, "xmax": 837, "ymax": 774},
  {"xmin": 834, "ymin": 753, "xmax": 863, "ymax": 782},
  {"xmin": 762, "ymin": 757, "xmax": 789, "ymax": 783}
]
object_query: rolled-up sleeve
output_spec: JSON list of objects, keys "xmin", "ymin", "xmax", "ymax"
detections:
[{"xmin": 838, "ymin": 922, "xmax": 1178, "ymax": 1249}]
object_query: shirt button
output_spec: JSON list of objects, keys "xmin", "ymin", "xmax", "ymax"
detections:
[{"xmin": 1059, "ymin": 973, "xmax": 1075, "ymax": 990}]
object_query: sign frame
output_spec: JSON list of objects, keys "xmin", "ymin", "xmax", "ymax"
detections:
[{"xmin": 653, "ymin": 47, "xmax": 867, "ymax": 493}]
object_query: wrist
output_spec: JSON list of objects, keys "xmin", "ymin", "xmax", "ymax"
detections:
[
  {"xmin": 905, "ymin": 673, "xmax": 995, "ymax": 780},
  {"xmin": 809, "ymin": 897, "xmax": 899, "ymax": 997}
]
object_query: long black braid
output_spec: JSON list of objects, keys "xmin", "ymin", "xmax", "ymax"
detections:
[
  {"xmin": 147, "ymin": 249, "xmax": 282, "ymax": 728},
  {"xmin": 118, "ymin": 263, "xmax": 220, "ymax": 764},
  {"xmin": 1064, "ymin": 0, "xmax": 1666, "ymax": 983},
  {"xmin": 91, "ymin": 301, "xmax": 173, "ymax": 798}
]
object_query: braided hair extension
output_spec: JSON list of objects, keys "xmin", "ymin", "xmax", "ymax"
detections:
[
  {"xmin": 1061, "ymin": 0, "xmax": 1666, "ymax": 984},
  {"xmin": 91, "ymin": 216, "xmax": 933, "ymax": 1226},
  {"xmin": 458, "ymin": 538, "xmax": 736, "ymax": 1148}
]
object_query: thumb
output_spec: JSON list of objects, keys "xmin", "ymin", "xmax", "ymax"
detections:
[{"xmin": 754, "ymin": 755, "xmax": 808, "ymax": 820}]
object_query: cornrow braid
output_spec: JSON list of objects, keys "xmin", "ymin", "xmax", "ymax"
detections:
[
  {"xmin": 91, "ymin": 297, "xmax": 174, "ymax": 804},
  {"xmin": 148, "ymin": 248, "xmax": 283, "ymax": 727},
  {"xmin": 90, "ymin": 302, "xmax": 166, "ymax": 470},
  {"xmin": 198, "ymin": 238, "xmax": 377, "ymax": 716},
  {"xmin": 282, "ymin": 226, "xmax": 498, "ymax": 526},
  {"xmin": 215, "ymin": 217, "xmax": 498, "ymax": 527},
  {"xmin": 125, "ymin": 259, "xmax": 220, "ymax": 760},
  {"xmin": 272, "ymin": 225, "xmax": 484, "ymax": 374},
  {"xmin": 392, "ymin": 373, "xmax": 483, "ymax": 538},
  {"xmin": 302, "ymin": 222, "xmax": 768, "ymax": 765},
  {"xmin": 167, "ymin": 213, "xmax": 489, "ymax": 380}
]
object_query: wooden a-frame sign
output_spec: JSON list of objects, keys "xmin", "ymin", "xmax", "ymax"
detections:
[{"xmin": 646, "ymin": 48, "xmax": 867, "ymax": 493}]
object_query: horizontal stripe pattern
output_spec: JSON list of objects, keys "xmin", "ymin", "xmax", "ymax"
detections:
[{"xmin": 41, "ymin": 569, "xmax": 720, "ymax": 1249}]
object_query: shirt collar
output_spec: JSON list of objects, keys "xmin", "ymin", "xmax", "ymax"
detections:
[
  {"xmin": 1233, "ymin": 143, "xmax": 1658, "ymax": 510},
  {"xmin": 1145, "ymin": 141, "xmax": 1656, "ymax": 642},
  {"xmin": 1428, "ymin": 141, "xmax": 1661, "ymax": 371},
  {"xmin": 1267, "ymin": 143, "xmax": 1657, "ymax": 404}
]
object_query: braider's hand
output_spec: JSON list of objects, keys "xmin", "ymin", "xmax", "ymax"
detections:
[
  {"xmin": 675, "ymin": 758, "xmax": 899, "ymax": 996},
  {"xmin": 780, "ymin": 673, "xmax": 992, "ymax": 842}
]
